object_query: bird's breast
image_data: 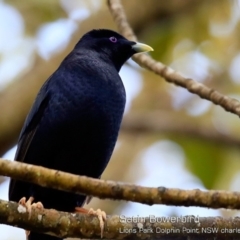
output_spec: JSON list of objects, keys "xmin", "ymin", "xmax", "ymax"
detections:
[{"xmin": 32, "ymin": 76, "xmax": 126, "ymax": 177}]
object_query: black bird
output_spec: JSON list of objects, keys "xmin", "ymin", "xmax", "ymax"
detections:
[{"xmin": 8, "ymin": 29, "xmax": 153, "ymax": 240}]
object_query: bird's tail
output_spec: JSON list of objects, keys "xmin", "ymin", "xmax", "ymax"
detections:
[{"xmin": 28, "ymin": 232, "xmax": 63, "ymax": 240}]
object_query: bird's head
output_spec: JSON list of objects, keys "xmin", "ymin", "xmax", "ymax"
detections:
[{"xmin": 75, "ymin": 29, "xmax": 153, "ymax": 72}]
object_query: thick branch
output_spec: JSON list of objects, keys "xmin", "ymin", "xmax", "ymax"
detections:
[
  {"xmin": 1, "ymin": 198, "xmax": 240, "ymax": 239},
  {"xmin": 0, "ymin": 198, "xmax": 100, "ymax": 239},
  {"xmin": 1, "ymin": 158, "xmax": 240, "ymax": 209},
  {"xmin": 108, "ymin": 0, "xmax": 240, "ymax": 118}
]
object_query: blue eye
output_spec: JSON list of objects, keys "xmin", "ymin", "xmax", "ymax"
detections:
[{"xmin": 109, "ymin": 36, "xmax": 117, "ymax": 43}]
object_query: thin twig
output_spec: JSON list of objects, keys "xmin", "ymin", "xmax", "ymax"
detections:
[{"xmin": 107, "ymin": 0, "xmax": 240, "ymax": 118}]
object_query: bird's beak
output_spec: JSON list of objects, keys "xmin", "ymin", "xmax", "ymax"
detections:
[{"xmin": 132, "ymin": 42, "xmax": 153, "ymax": 53}]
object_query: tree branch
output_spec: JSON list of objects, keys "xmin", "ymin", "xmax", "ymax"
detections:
[
  {"xmin": 1, "ymin": 198, "xmax": 240, "ymax": 239},
  {"xmin": 107, "ymin": 0, "xmax": 240, "ymax": 118},
  {"xmin": 1, "ymin": 158, "xmax": 240, "ymax": 210},
  {"xmin": 122, "ymin": 111, "xmax": 240, "ymax": 147}
]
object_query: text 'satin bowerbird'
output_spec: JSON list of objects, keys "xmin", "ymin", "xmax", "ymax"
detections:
[{"xmin": 9, "ymin": 29, "xmax": 153, "ymax": 240}]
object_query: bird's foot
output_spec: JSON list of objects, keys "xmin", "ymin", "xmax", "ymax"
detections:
[
  {"xmin": 19, "ymin": 196, "xmax": 34, "ymax": 217},
  {"xmin": 19, "ymin": 196, "xmax": 44, "ymax": 218},
  {"xmin": 88, "ymin": 208, "xmax": 107, "ymax": 238},
  {"xmin": 75, "ymin": 207, "xmax": 107, "ymax": 238},
  {"xmin": 18, "ymin": 197, "xmax": 44, "ymax": 240}
]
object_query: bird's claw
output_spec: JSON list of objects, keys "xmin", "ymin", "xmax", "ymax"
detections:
[
  {"xmin": 75, "ymin": 207, "xmax": 107, "ymax": 238},
  {"xmin": 18, "ymin": 197, "xmax": 44, "ymax": 240},
  {"xmin": 19, "ymin": 196, "xmax": 34, "ymax": 218},
  {"xmin": 88, "ymin": 208, "xmax": 107, "ymax": 238},
  {"xmin": 19, "ymin": 196, "xmax": 44, "ymax": 217}
]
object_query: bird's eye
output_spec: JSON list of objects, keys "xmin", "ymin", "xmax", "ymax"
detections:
[{"xmin": 109, "ymin": 36, "xmax": 117, "ymax": 43}]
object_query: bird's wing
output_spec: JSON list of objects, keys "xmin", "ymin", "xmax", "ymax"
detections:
[
  {"xmin": 9, "ymin": 80, "xmax": 51, "ymax": 198},
  {"xmin": 15, "ymin": 93, "xmax": 50, "ymax": 162}
]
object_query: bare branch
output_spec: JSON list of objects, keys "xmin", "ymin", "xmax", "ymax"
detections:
[
  {"xmin": 0, "ymin": 198, "xmax": 98, "ymax": 239},
  {"xmin": 122, "ymin": 111, "xmax": 240, "ymax": 147},
  {"xmin": 107, "ymin": 0, "xmax": 240, "ymax": 118},
  {"xmin": 1, "ymin": 158, "xmax": 240, "ymax": 210},
  {"xmin": 1, "ymin": 198, "xmax": 240, "ymax": 239}
]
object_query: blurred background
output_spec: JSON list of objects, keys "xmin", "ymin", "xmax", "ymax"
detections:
[{"xmin": 1, "ymin": 0, "xmax": 240, "ymax": 239}]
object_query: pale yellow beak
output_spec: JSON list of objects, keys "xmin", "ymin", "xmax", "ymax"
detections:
[{"xmin": 132, "ymin": 42, "xmax": 153, "ymax": 53}]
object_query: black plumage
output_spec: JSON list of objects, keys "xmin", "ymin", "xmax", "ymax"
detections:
[{"xmin": 8, "ymin": 29, "xmax": 152, "ymax": 240}]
